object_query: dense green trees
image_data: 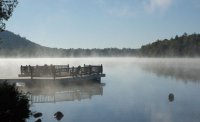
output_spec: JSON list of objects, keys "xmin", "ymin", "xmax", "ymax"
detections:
[{"xmin": 141, "ymin": 33, "xmax": 200, "ymax": 57}]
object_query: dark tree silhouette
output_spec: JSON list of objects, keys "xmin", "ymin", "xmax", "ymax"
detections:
[
  {"xmin": 0, "ymin": 0, "xmax": 18, "ymax": 31},
  {"xmin": 141, "ymin": 33, "xmax": 200, "ymax": 57},
  {"xmin": 0, "ymin": 81, "xmax": 30, "ymax": 122}
]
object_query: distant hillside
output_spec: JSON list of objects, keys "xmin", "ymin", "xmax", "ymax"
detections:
[
  {"xmin": 0, "ymin": 31, "xmax": 138, "ymax": 57},
  {"xmin": 0, "ymin": 31, "xmax": 49, "ymax": 57},
  {"xmin": 141, "ymin": 33, "xmax": 200, "ymax": 57},
  {"xmin": 0, "ymin": 31, "xmax": 41, "ymax": 49}
]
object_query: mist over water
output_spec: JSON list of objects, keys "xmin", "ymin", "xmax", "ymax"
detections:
[{"xmin": 1, "ymin": 58, "xmax": 200, "ymax": 122}]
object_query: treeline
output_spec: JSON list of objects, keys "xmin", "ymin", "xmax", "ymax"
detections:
[
  {"xmin": 0, "ymin": 47, "xmax": 139, "ymax": 57},
  {"xmin": 63, "ymin": 48, "xmax": 139, "ymax": 57},
  {"xmin": 1, "ymin": 31, "xmax": 200, "ymax": 57},
  {"xmin": 141, "ymin": 33, "xmax": 200, "ymax": 57}
]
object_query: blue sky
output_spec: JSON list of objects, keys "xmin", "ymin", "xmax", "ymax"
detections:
[{"xmin": 5, "ymin": 0, "xmax": 200, "ymax": 49}]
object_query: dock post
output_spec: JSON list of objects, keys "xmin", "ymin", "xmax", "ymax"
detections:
[
  {"xmin": 89, "ymin": 65, "xmax": 91, "ymax": 75},
  {"xmin": 30, "ymin": 66, "xmax": 33, "ymax": 80},
  {"xmin": 80, "ymin": 67, "xmax": 82, "ymax": 77},
  {"xmin": 72, "ymin": 66, "xmax": 74, "ymax": 77},
  {"xmin": 28, "ymin": 65, "xmax": 31, "ymax": 75},
  {"xmin": 20, "ymin": 65, "xmax": 22, "ymax": 75},
  {"xmin": 83, "ymin": 64, "xmax": 85, "ymax": 75},
  {"xmin": 53, "ymin": 65, "xmax": 56, "ymax": 80},
  {"xmin": 100, "ymin": 64, "xmax": 103, "ymax": 74}
]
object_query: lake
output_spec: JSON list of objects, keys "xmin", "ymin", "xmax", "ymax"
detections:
[{"xmin": 1, "ymin": 58, "xmax": 200, "ymax": 122}]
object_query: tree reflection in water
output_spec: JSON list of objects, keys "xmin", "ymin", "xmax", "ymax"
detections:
[{"xmin": 139, "ymin": 60, "xmax": 200, "ymax": 83}]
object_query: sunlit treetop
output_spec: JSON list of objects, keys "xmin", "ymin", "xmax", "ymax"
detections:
[{"xmin": 0, "ymin": 0, "xmax": 18, "ymax": 31}]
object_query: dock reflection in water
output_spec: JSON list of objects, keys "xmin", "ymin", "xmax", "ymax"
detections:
[{"xmin": 16, "ymin": 80, "xmax": 105, "ymax": 103}]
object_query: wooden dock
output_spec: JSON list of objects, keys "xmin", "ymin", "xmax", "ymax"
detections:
[
  {"xmin": 0, "ymin": 64, "xmax": 105, "ymax": 83},
  {"xmin": 1, "ymin": 74, "xmax": 105, "ymax": 83}
]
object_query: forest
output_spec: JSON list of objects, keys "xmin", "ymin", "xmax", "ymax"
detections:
[
  {"xmin": 141, "ymin": 33, "xmax": 200, "ymax": 57},
  {"xmin": 0, "ymin": 31, "xmax": 200, "ymax": 57}
]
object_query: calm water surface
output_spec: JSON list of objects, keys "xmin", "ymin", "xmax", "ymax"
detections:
[{"xmin": 1, "ymin": 58, "xmax": 200, "ymax": 122}]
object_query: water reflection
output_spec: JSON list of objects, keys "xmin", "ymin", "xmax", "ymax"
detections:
[
  {"xmin": 139, "ymin": 61, "xmax": 200, "ymax": 83},
  {"xmin": 16, "ymin": 80, "xmax": 105, "ymax": 103},
  {"xmin": 2, "ymin": 58, "xmax": 200, "ymax": 122}
]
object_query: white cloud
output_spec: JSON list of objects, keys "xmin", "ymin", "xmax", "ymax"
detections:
[{"xmin": 144, "ymin": 0, "xmax": 173, "ymax": 13}]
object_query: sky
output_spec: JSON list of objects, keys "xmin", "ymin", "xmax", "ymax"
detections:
[{"xmin": 5, "ymin": 0, "xmax": 200, "ymax": 49}]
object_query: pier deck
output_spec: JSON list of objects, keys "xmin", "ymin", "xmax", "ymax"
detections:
[
  {"xmin": 0, "ymin": 73, "xmax": 105, "ymax": 82},
  {"xmin": 0, "ymin": 64, "xmax": 106, "ymax": 83}
]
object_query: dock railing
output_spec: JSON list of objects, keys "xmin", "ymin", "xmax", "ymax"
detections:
[{"xmin": 19, "ymin": 64, "xmax": 103, "ymax": 79}]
